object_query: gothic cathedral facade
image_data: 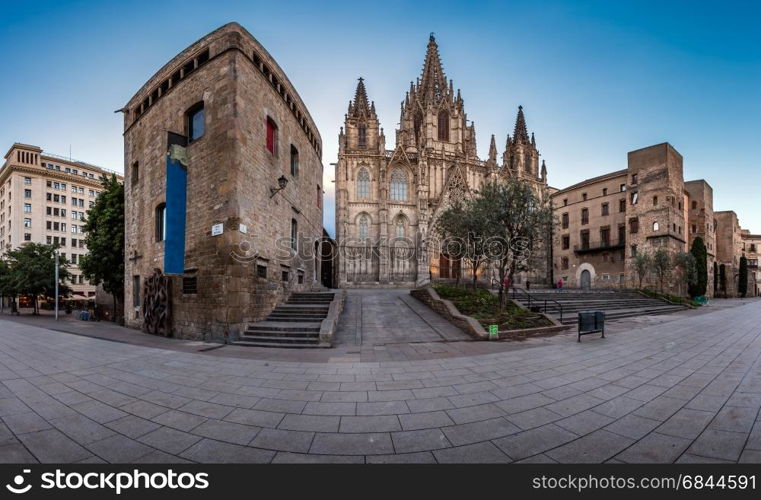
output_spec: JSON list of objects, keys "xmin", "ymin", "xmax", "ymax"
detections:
[{"xmin": 335, "ymin": 35, "xmax": 550, "ymax": 287}]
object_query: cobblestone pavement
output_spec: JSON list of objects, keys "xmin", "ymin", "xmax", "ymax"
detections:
[{"xmin": 0, "ymin": 298, "xmax": 760, "ymax": 463}]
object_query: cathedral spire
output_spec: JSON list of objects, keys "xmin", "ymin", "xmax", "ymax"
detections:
[
  {"xmin": 541, "ymin": 159, "xmax": 547, "ymax": 182},
  {"xmin": 349, "ymin": 77, "xmax": 372, "ymax": 118},
  {"xmin": 512, "ymin": 105, "xmax": 530, "ymax": 144},
  {"xmin": 417, "ymin": 33, "xmax": 448, "ymax": 105},
  {"xmin": 488, "ymin": 134, "xmax": 498, "ymax": 163}
]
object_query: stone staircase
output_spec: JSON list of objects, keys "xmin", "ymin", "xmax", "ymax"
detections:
[
  {"xmin": 234, "ymin": 292, "xmax": 334, "ymax": 348},
  {"xmin": 511, "ymin": 290, "xmax": 689, "ymax": 325}
]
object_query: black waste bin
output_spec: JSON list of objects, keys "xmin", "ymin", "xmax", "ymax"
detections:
[{"xmin": 578, "ymin": 310, "xmax": 605, "ymax": 342}]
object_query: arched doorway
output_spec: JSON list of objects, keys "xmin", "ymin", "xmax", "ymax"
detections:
[{"xmin": 580, "ymin": 270, "xmax": 592, "ymax": 290}]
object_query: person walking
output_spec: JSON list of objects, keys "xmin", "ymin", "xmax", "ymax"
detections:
[
  {"xmin": 526, "ymin": 280, "xmax": 531, "ymax": 291},
  {"xmin": 557, "ymin": 278, "xmax": 563, "ymax": 293}
]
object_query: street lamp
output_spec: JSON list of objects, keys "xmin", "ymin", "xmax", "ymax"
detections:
[
  {"xmin": 269, "ymin": 175, "xmax": 289, "ymax": 198},
  {"xmin": 54, "ymin": 249, "xmax": 59, "ymax": 321}
]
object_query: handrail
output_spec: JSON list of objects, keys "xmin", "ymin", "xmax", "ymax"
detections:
[{"xmin": 509, "ymin": 287, "xmax": 563, "ymax": 323}]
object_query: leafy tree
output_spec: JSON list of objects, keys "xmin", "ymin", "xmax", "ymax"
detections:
[
  {"xmin": 688, "ymin": 237, "xmax": 708, "ymax": 298},
  {"xmin": 633, "ymin": 250, "xmax": 651, "ymax": 289},
  {"xmin": 650, "ymin": 248, "xmax": 672, "ymax": 293},
  {"xmin": 4, "ymin": 243, "xmax": 70, "ymax": 314},
  {"xmin": 478, "ymin": 179, "xmax": 553, "ymax": 308},
  {"xmin": 435, "ymin": 199, "xmax": 492, "ymax": 289},
  {"xmin": 739, "ymin": 256, "xmax": 748, "ymax": 298},
  {"xmin": 674, "ymin": 251, "xmax": 697, "ymax": 297},
  {"xmin": 0, "ymin": 257, "xmax": 12, "ymax": 313},
  {"xmin": 79, "ymin": 174, "xmax": 125, "ymax": 318}
]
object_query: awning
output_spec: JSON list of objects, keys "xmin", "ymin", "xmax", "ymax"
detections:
[{"xmin": 65, "ymin": 294, "xmax": 93, "ymax": 301}]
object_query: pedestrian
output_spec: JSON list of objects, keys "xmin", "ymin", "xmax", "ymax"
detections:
[
  {"xmin": 526, "ymin": 280, "xmax": 531, "ymax": 291},
  {"xmin": 557, "ymin": 278, "xmax": 563, "ymax": 293}
]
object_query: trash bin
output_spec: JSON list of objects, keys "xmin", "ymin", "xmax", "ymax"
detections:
[{"xmin": 577, "ymin": 310, "xmax": 605, "ymax": 342}]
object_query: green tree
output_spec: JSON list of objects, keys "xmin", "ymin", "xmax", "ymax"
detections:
[
  {"xmin": 633, "ymin": 250, "xmax": 651, "ymax": 289},
  {"xmin": 478, "ymin": 179, "xmax": 554, "ymax": 308},
  {"xmin": 739, "ymin": 256, "xmax": 748, "ymax": 298},
  {"xmin": 688, "ymin": 237, "xmax": 708, "ymax": 297},
  {"xmin": 650, "ymin": 248, "xmax": 672, "ymax": 293},
  {"xmin": 79, "ymin": 174, "xmax": 125, "ymax": 318},
  {"xmin": 435, "ymin": 199, "xmax": 492, "ymax": 290},
  {"xmin": 435, "ymin": 201, "xmax": 467, "ymax": 287},
  {"xmin": 713, "ymin": 261, "xmax": 719, "ymax": 295},
  {"xmin": 4, "ymin": 243, "xmax": 70, "ymax": 314},
  {"xmin": 0, "ymin": 257, "xmax": 12, "ymax": 313},
  {"xmin": 674, "ymin": 251, "xmax": 697, "ymax": 297}
]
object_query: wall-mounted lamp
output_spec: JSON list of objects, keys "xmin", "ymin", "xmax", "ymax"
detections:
[{"xmin": 270, "ymin": 175, "xmax": 288, "ymax": 198}]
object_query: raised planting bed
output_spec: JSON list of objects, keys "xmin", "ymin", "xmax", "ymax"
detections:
[{"xmin": 411, "ymin": 285, "xmax": 569, "ymax": 341}]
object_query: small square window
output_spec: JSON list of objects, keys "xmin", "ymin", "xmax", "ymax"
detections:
[
  {"xmin": 182, "ymin": 276, "xmax": 198, "ymax": 294},
  {"xmin": 257, "ymin": 265, "xmax": 267, "ymax": 279},
  {"xmin": 281, "ymin": 270, "xmax": 289, "ymax": 282}
]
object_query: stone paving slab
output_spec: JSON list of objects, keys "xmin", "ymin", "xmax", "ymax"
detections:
[{"xmin": 0, "ymin": 298, "xmax": 760, "ymax": 462}]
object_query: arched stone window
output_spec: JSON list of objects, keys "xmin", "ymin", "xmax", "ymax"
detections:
[
  {"xmin": 653, "ymin": 221, "xmax": 659, "ymax": 231},
  {"xmin": 390, "ymin": 168, "xmax": 408, "ymax": 201},
  {"xmin": 358, "ymin": 214, "xmax": 369, "ymax": 240},
  {"xmin": 358, "ymin": 125, "xmax": 367, "ymax": 148},
  {"xmin": 155, "ymin": 203, "xmax": 166, "ymax": 242},
  {"xmin": 437, "ymin": 110, "xmax": 449, "ymax": 141},
  {"xmin": 356, "ymin": 167, "xmax": 370, "ymax": 198}
]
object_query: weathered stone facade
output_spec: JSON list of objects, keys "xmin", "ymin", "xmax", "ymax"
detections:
[
  {"xmin": 334, "ymin": 35, "xmax": 550, "ymax": 287},
  {"xmin": 741, "ymin": 231, "xmax": 760, "ymax": 297},
  {"xmin": 551, "ymin": 142, "xmax": 752, "ymax": 297},
  {"xmin": 123, "ymin": 23, "xmax": 324, "ymax": 341}
]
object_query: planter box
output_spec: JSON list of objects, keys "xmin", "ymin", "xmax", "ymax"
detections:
[{"xmin": 411, "ymin": 287, "xmax": 570, "ymax": 341}]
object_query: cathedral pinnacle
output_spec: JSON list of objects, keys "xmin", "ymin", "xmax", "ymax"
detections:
[
  {"xmin": 349, "ymin": 77, "xmax": 372, "ymax": 118},
  {"xmin": 417, "ymin": 33, "xmax": 448, "ymax": 105},
  {"xmin": 512, "ymin": 105, "xmax": 530, "ymax": 144},
  {"xmin": 489, "ymin": 134, "xmax": 498, "ymax": 163}
]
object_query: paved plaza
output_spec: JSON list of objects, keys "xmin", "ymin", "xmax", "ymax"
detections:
[{"xmin": 0, "ymin": 296, "xmax": 760, "ymax": 463}]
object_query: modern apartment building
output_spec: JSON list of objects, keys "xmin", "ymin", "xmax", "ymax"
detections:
[{"xmin": 0, "ymin": 143, "xmax": 123, "ymax": 297}]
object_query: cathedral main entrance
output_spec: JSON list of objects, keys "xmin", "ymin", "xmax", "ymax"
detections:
[{"xmin": 389, "ymin": 241, "xmax": 418, "ymax": 282}]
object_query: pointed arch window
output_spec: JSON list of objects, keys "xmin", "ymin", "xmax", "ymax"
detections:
[
  {"xmin": 390, "ymin": 168, "xmax": 408, "ymax": 201},
  {"xmin": 395, "ymin": 217, "xmax": 405, "ymax": 239},
  {"xmin": 437, "ymin": 110, "xmax": 449, "ymax": 141},
  {"xmin": 356, "ymin": 168, "xmax": 370, "ymax": 199},
  {"xmin": 358, "ymin": 125, "xmax": 367, "ymax": 148},
  {"xmin": 358, "ymin": 215, "xmax": 369, "ymax": 240}
]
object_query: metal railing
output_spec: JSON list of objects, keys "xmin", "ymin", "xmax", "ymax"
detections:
[{"xmin": 509, "ymin": 287, "xmax": 563, "ymax": 323}]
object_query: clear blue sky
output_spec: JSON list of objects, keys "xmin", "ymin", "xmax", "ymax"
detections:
[{"xmin": 2, "ymin": 0, "xmax": 759, "ymax": 236}]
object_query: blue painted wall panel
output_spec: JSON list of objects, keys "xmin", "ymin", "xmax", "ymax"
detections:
[{"xmin": 164, "ymin": 153, "xmax": 187, "ymax": 274}]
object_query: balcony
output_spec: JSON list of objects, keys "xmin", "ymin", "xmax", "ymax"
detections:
[{"xmin": 574, "ymin": 239, "xmax": 625, "ymax": 254}]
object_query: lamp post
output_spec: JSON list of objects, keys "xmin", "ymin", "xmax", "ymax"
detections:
[
  {"xmin": 269, "ymin": 175, "xmax": 289, "ymax": 198},
  {"xmin": 54, "ymin": 249, "xmax": 59, "ymax": 321}
]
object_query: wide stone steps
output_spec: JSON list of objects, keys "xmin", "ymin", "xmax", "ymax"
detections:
[
  {"xmin": 511, "ymin": 290, "xmax": 689, "ymax": 325},
  {"xmin": 234, "ymin": 292, "xmax": 335, "ymax": 348}
]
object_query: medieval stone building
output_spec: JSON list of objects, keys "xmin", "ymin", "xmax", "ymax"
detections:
[
  {"xmin": 334, "ymin": 35, "xmax": 550, "ymax": 287},
  {"xmin": 123, "ymin": 23, "xmax": 324, "ymax": 340}
]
